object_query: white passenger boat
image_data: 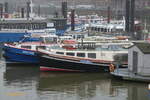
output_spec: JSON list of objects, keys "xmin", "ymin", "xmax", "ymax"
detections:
[{"xmin": 38, "ymin": 41, "xmax": 130, "ymax": 72}]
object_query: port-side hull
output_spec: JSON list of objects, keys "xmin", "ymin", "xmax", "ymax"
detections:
[{"xmin": 40, "ymin": 54, "xmax": 110, "ymax": 72}]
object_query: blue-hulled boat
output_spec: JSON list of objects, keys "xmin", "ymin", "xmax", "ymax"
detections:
[
  {"xmin": 3, "ymin": 43, "xmax": 39, "ymax": 64},
  {"xmin": 3, "ymin": 42, "xmax": 47, "ymax": 65},
  {"xmin": 3, "ymin": 34, "xmax": 58, "ymax": 65}
]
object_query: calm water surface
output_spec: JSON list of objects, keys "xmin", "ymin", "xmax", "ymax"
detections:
[{"xmin": 0, "ymin": 58, "xmax": 150, "ymax": 100}]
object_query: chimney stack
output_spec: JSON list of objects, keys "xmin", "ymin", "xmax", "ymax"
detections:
[
  {"xmin": 71, "ymin": 9, "xmax": 75, "ymax": 31},
  {"xmin": 21, "ymin": 8, "xmax": 25, "ymax": 18},
  {"xmin": 130, "ymin": 0, "xmax": 135, "ymax": 33},
  {"xmin": 4, "ymin": 2, "xmax": 9, "ymax": 18},
  {"xmin": 0, "ymin": 3, "xmax": 3, "ymax": 18},
  {"xmin": 38, "ymin": 5, "xmax": 41, "ymax": 17},
  {"xmin": 125, "ymin": 0, "xmax": 130, "ymax": 32},
  {"xmin": 62, "ymin": 2, "xmax": 67, "ymax": 18},
  {"xmin": 125, "ymin": 0, "xmax": 135, "ymax": 39},
  {"xmin": 4, "ymin": 2, "xmax": 8, "ymax": 13},
  {"xmin": 107, "ymin": 6, "xmax": 110, "ymax": 24},
  {"xmin": 26, "ymin": 1, "xmax": 31, "ymax": 19}
]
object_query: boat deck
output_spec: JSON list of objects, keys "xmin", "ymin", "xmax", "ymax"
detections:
[{"xmin": 111, "ymin": 68, "xmax": 150, "ymax": 82}]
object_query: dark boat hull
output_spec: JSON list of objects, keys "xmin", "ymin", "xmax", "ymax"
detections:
[{"xmin": 39, "ymin": 54, "xmax": 110, "ymax": 72}]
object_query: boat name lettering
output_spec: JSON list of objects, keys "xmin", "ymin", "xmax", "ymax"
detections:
[{"xmin": 22, "ymin": 51, "xmax": 34, "ymax": 55}]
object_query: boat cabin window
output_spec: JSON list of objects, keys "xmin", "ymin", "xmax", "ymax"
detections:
[
  {"xmin": 109, "ymin": 45, "xmax": 122, "ymax": 51},
  {"xmin": 88, "ymin": 53, "xmax": 96, "ymax": 58},
  {"xmin": 101, "ymin": 45, "xmax": 109, "ymax": 50},
  {"xmin": 21, "ymin": 46, "xmax": 31, "ymax": 49},
  {"xmin": 56, "ymin": 52, "xmax": 64, "ymax": 55},
  {"xmin": 77, "ymin": 53, "xmax": 85, "ymax": 57},
  {"xmin": 66, "ymin": 52, "xmax": 75, "ymax": 56},
  {"xmin": 37, "ymin": 46, "xmax": 46, "ymax": 49}
]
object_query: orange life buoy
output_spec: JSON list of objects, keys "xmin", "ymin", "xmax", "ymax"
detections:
[{"xmin": 109, "ymin": 64, "xmax": 115, "ymax": 72}]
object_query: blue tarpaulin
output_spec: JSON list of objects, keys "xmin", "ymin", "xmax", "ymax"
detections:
[
  {"xmin": 0, "ymin": 32, "xmax": 29, "ymax": 42},
  {"xmin": 0, "ymin": 32, "xmax": 40, "ymax": 42}
]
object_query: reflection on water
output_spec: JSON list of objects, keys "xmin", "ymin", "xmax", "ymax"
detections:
[
  {"xmin": 4, "ymin": 66, "xmax": 39, "ymax": 85},
  {"xmin": 111, "ymin": 80, "xmax": 150, "ymax": 100},
  {"xmin": 2, "ymin": 65, "xmax": 40, "ymax": 100},
  {"xmin": 38, "ymin": 72, "xmax": 112, "ymax": 100},
  {"xmin": 0, "ymin": 60, "xmax": 150, "ymax": 100},
  {"xmin": 38, "ymin": 72, "xmax": 150, "ymax": 100}
]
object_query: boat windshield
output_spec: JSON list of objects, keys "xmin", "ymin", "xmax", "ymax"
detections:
[
  {"xmin": 96, "ymin": 45, "xmax": 127, "ymax": 51},
  {"xmin": 108, "ymin": 45, "xmax": 126, "ymax": 51},
  {"xmin": 50, "ymin": 45, "xmax": 64, "ymax": 50}
]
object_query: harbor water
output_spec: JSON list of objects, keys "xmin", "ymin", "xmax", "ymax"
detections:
[{"xmin": 0, "ymin": 52, "xmax": 150, "ymax": 100}]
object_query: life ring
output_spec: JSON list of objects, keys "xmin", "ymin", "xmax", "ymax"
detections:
[{"xmin": 109, "ymin": 64, "xmax": 115, "ymax": 72}]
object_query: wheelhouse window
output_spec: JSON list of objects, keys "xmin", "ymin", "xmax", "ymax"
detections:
[
  {"xmin": 56, "ymin": 52, "xmax": 64, "ymax": 55},
  {"xmin": 88, "ymin": 53, "xmax": 96, "ymax": 58},
  {"xmin": 21, "ymin": 46, "xmax": 31, "ymax": 49},
  {"xmin": 66, "ymin": 52, "xmax": 75, "ymax": 56},
  {"xmin": 77, "ymin": 53, "xmax": 85, "ymax": 57}
]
